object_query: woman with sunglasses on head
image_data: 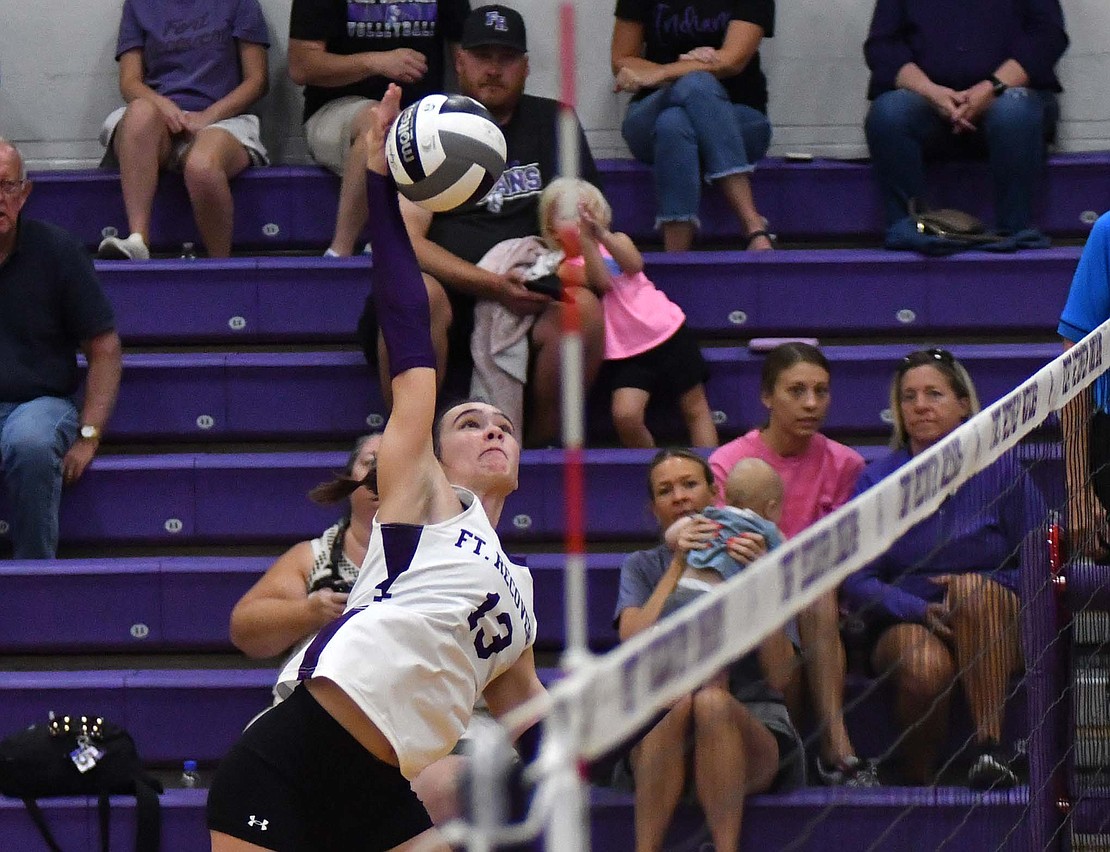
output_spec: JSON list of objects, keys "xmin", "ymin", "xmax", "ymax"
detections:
[
  {"xmin": 207, "ymin": 83, "xmax": 543, "ymax": 852},
  {"xmin": 842, "ymin": 348, "xmax": 1047, "ymax": 789},
  {"xmin": 708, "ymin": 341, "xmax": 877, "ymax": 787}
]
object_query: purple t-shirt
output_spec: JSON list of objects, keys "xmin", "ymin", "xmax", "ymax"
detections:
[
  {"xmin": 863, "ymin": 0, "xmax": 1067, "ymax": 100},
  {"xmin": 841, "ymin": 448, "xmax": 1046, "ymax": 623},
  {"xmin": 115, "ymin": 0, "xmax": 271, "ymax": 112}
]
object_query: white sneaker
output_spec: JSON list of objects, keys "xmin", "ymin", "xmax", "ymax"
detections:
[
  {"xmin": 323, "ymin": 243, "xmax": 372, "ymax": 258},
  {"xmin": 97, "ymin": 233, "xmax": 150, "ymax": 261}
]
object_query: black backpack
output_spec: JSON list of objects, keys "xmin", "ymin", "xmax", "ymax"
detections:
[{"xmin": 0, "ymin": 714, "xmax": 162, "ymax": 852}]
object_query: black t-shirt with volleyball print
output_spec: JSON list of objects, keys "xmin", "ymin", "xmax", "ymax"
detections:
[
  {"xmin": 289, "ymin": 0, "xmax": 471, "ymax": 122},
  {"xmin": 614, "ymin": 0, "xmax": 775, "ymax": 112}
]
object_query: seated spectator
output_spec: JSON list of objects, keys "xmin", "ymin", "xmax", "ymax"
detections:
[
  {"xmin": 96, "ymin": 0, "xmax": 270, "ymax": 260},
  {"xmin": 841, "ymin": 348, "xmax": 1047, "ymax": 789},
  {"xmin": 287, "ymin": 0, "xmax": 470, "ymax": 258},
  {"xmin": 664, "ymin": 457, "xmax": 784, "ymax": 584},
  {"xmin": 863, "ymin": 0, "xmax": 1068, "ymax": 235},
  {"xmin": 539, "ymin": 177, "xmax": 718, "ymax": 448},
  {"xmin": 709, "ymin": 342, "xmax": 878, "ymax": 786},
  {"xmin": 0, "ymin": 139, "xmax": 122, "ymax": 559},
  {"xmin": 361, "ymin": 4, "xmax": 605, "ymax": 447},
  {"xmin": 611, "ymin": 0, "xmax": 775, "ymax": 252},
  {"xmin": 1058, "ymin": 210, "xmax": 1110, "ymax": 559},
  {"xmin": 613, "ymin": 449, "xmax": 803, "ymax": 852},
  {"xmin": 230, "ymin": 433, "xmax": 381, "ymax": 661}
]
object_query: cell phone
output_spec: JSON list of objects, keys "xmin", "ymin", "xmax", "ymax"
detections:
[
  {"xmin": 309, "ymin": 576, "xmax": 353, "ymax": 594},
  {"xmin": 522, "ymin": 250, "xmax": 565, "ymax": 299}
]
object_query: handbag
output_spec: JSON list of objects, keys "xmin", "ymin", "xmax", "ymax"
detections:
[
  {"xmin": 907, "ymin": 198, "xmax": 998, "ymax": 244},
  {"xmin": 0, "ymin": 713, "xmax": 162, "ymax": 852}
]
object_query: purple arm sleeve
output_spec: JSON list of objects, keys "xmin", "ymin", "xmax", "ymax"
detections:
[{"xmin": 365, "ymin": 172, "xmax": 437, "ymax": 380}]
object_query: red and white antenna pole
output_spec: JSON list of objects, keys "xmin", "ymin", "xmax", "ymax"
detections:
[{"xmin": 555, "ymin": 2, "xmax": 589, "ymax": 675}]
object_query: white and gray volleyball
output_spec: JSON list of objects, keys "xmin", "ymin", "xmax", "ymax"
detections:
[{"xmin": 386, "ymin": 94, "xmax": 507, "ymax": 213}]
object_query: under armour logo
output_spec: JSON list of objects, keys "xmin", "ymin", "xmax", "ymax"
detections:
[
  {"xmin": 484, "ymin": 10, "xmax": 508, "ymax": 32},
  {"xmin": 247, "ymin": 815, "xmax": 269, "ymax": 831}
]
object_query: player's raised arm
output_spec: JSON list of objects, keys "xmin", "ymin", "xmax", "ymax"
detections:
[{"xmin": 362, "ymin": 84, "xmax": 454, "ymax": 524}]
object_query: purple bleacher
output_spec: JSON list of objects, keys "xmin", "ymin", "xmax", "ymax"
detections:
[
  {"xmin": 94, "ymin": 249, "xmax": 1075, "ymax": 346},
  {"xmin": 96, "ymin": 256, "xmax": 369, "ymax": 344},
  {"xmin": 156, "ymin": 556, "xmax": 269, "ymax": 649},
  {"xmin": 1065, "ymin": 560, "xmax": 1110, "ymax": 610},
  {"xmin": 526, "ymin": 553, "xmax": 621, "ymax": 651},
  {"xmin": 90, "ymin": 343, "xmax": 1058, "ymax": 444},
  {"xmin": 0, "ymin": 785, "xmax": 1035, "ymax": 852},
  {"xmin": 0, "ymin": 559, "xmax": 163, "ymax": 651},
  {"xmin": 604, "ymin": 153, "xmax": 1110, "ymax": 243},
  {"xmin": 24, "ymin": 166, "xmax": 342, "ymax": 253},
  {"xmin": 27, "ymin": 155, "xmax": 1109, "ymax": 251},
  {"xmin": 651, "ymin": 247, "xmax": 1081, "ymax": 337},
  {"xmin": 0, "ymin": 555, "xmax": 619, "ymax": 653},
  {"xmin": 0, "ymin": 557, "xmax": 264, "ymax": 652},
  {"xmin": 0, "ymin": 442, "xmax": 1067, "ymax": 550},
  {"xmin": 0, "ymin": 789, "xmax": 247, "ymax": 852},
  {"xmin": 590, "ymin": 786, "xmax": 1032, "ymax": 851},
  {"xmin": 0, "ymin": 669, "xmax": 271, "ymax": 766},
  {"xmin": 0, "ymin": 668, "xmax": 565, "ymax": 769}
]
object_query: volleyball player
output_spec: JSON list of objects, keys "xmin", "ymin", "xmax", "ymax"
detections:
[{"xmin": 207, "ymin": 82, "xmax": 545, "ymax": 852}]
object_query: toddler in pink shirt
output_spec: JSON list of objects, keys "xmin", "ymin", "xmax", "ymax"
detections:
[{"xmin": 539, "ymin": 178, "xmax": 717, "ymax": 447}]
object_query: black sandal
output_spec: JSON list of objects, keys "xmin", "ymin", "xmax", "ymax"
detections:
[{"xmin": 744, "ymin": 229, "xmax": 775, "ymax": 250}]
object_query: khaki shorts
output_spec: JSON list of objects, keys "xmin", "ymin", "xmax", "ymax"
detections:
[
  {"xmin": 99, "ymin": 107, "xmax": 269, "ymax": 169},
  {"xmin": 304, "ymin": 95, "xmax": 377, "ymax": 174}
]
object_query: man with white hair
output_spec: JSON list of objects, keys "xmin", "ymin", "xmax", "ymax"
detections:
[{"xmin": 0, "ymin": 139, "xmax": 122, "ymax": 558}]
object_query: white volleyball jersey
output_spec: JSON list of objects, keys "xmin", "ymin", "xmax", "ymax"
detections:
[{"xmin": 277, "ymin": 487, "xmax": 536, "ymax": 780}]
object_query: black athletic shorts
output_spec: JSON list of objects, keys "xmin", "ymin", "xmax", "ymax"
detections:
[
  {"xmin": 207, "ymin": 685, "xmax": 434, "ymax": 851},
  {"xmin": 602, "ymin": 323, "xmax": 709, "ymax": 398}
]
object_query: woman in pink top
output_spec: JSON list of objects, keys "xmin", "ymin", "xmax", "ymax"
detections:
[
  {"xmin": 539, "ymin": 177, "xmax": 718, "ymax": 448},
  {"xmin": 709, "ymin": 341, "xmax": 878, "ymax": 787}
]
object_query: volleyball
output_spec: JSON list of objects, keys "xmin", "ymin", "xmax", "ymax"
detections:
[{"xmin": 386, "ymin": 94, "xmax": 507, "ymax": 213}]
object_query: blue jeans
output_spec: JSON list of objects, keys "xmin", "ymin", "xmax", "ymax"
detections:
[
  {"xmin": 0, "ymin": 397, "xmax": 78, "ymax": 558},
  {"xmin": 621, "ymin": 71, "xmax": 772, "ymax": 227},
  {"xmin": 865, "ymin": 87, "xmax": 1059, "ymax": 233}
]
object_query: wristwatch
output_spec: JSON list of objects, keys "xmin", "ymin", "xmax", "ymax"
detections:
[
  {"xmin": 988, "ymin": 74, "xmax": 1008, "ymax": 97},
  {"xmin": 79, "ymin": 424, "xmax": 100, "ymax": 441}
]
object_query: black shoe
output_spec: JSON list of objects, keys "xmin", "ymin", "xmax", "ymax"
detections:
[
  {"xmin": 815, "ymin": 755, "xmax": 881, "ymax": 788},
  {"xmin": 968, "ymin": 743, "xmax": 1018, "ymax": 790}
]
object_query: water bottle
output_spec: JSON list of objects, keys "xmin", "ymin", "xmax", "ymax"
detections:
[
  {"xmin": 180, "ymin": 759, "xmax": 200, "ymax": 788},
  {"xmin": 180, "ymin": 242, "xmax": 197, "ymax": 260}
]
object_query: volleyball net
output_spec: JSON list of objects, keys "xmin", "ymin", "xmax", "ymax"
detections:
[{"xmin": 453, "ymin": 320, "xmax": 1110, "ymax": 851}]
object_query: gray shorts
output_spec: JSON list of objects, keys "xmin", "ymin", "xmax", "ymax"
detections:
[
  {"xmin": 99, "ymin": 106, "xmax": 268, "ymax": 168},
  {"xmin": 304, "ymin": 95, "xmax": 377, "ymax": 174},
  {"xmin": 610, "ymin": 698, "xmax": 806, "ymax": 794}
]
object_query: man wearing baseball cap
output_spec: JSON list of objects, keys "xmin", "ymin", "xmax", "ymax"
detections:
[
  {"xmin": 459, "ymin": 4, "xmax": 528, "ymax": 54},
  {"xmin": 359, "ymin": 3, "xmax": 606, "ymax": 448}
]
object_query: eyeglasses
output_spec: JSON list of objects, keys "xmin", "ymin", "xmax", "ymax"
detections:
[
  {"xmin": 0, "ymin": 179, "xmax": 26, "ymax": 197},
  {"xmin": 898, "ymin": 347, "xmax": 955, "ymax": 373}
]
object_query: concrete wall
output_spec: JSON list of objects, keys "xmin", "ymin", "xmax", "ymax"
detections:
[{"xmin": 1, "ymin": 0, "xmax": 1107, "ymax": 169}]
